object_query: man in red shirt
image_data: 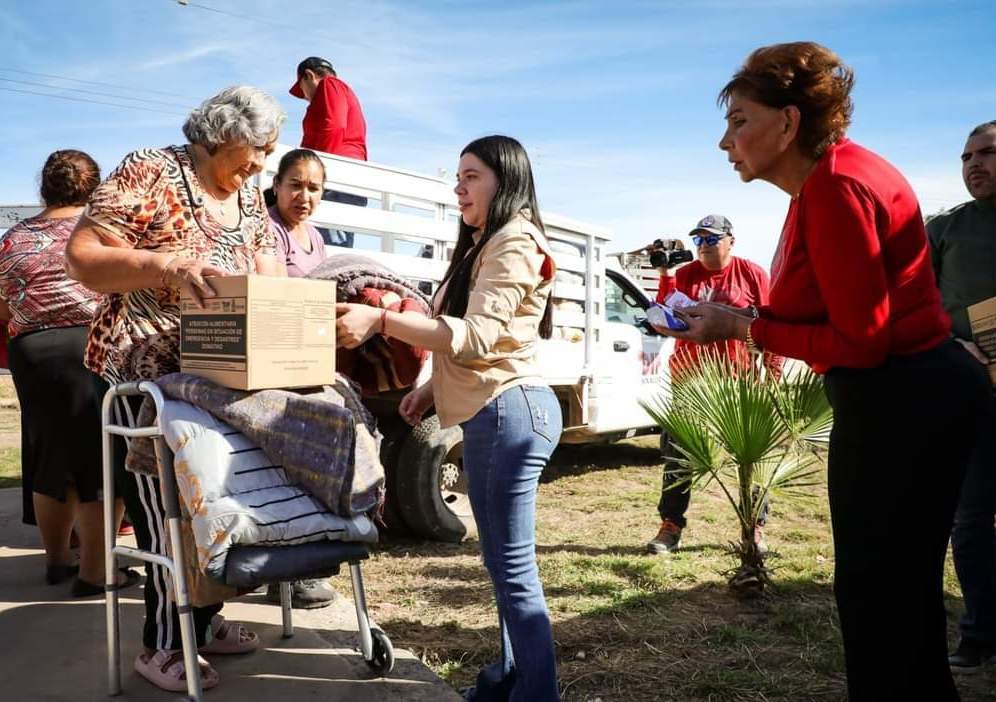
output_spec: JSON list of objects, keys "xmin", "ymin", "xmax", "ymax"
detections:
[
  {"xmin": 647, "ymin": 214, "xmax": 783, "ymax": 554},
  {"xmin": 290, "ymin": 56, "xmax": 367, "ymax": 160},
  {"xmin": 289, "ymin": 56, "xmax": 368, "ymax": 248}
]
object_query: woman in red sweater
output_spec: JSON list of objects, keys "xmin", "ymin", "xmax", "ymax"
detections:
[{"xmin": 657, "ymin": 43, "xmax": 990, "ymax": 700}]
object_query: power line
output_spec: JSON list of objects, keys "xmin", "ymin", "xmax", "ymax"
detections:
[
  {"xmin": 0, "ymin": 86, "xmax": 186, "ymax": 117},
  {"xmin": 0, "ymin": 77, "xmax": 190, "ymax": 110},
  {"xmin": 0, "ymin": 67, "xmax": 195, "ymax": 101},
  {"xmin": 168, "ymin": 0, "xmax": 302, "ymax": 34},
  {"xmin": 168, "ymin": 0, "xmax": 375, "ymax": 52}
]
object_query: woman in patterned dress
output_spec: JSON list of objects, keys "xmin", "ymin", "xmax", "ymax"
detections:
[
  {"xmin": 66, "ymin": 86, "xmax": 286, "ymax": 693},
  {"xmin": 0, "ymin": 150, "xmax": 133, "ymax": 595}
]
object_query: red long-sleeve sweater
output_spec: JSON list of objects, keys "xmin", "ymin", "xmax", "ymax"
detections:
[
  {"xmin": 751, "ymin": 139, "xmax": 950, "ymax": 374},
  {"xmin": 301, "ymin": 76, "xmax": 368, "ymax": 161}
]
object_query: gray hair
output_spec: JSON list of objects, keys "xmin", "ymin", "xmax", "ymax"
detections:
[
  {"xmin": 969, "ymin": 120, "xmax": 996, "ymax": 138},
  {"xmin": 182, "ymin": 86, "xmax": 286, "ymax": 153}
]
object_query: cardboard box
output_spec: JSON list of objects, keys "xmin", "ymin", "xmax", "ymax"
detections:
[
  {"xmin": 180, "ymin": 275, "xmax": 336, "ymax": 390},
  {"xmin": 968, "ymin": 296, "xmax": 996, "ymax": 384}
]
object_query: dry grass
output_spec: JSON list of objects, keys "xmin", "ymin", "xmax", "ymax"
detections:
[
  {"xmin": 0, "ymin": 376, "xmax": 22, "ymax": 487},
  {"xmin": 363, "ymin": 436, "xmax": 995, "ymax": 701}
]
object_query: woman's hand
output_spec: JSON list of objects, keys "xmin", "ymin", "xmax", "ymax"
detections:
[
  {"xmin": 161, "ymin": 256, "xmax": 228, "ymax": 306},
  {"xmin": 651, "ymin": 303, "xmax": 746, "ymax": 344},
  {"xmin": 399, "ymin": 382, "xmax": 434, "ymax": 426},
  {"xmin": 335, "ymin": 303, "xmax": 382, "ymax": 349}
]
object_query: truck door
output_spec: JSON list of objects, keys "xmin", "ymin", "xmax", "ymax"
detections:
[{"xmin": 592, "ymin": 271, "xmax": 673, "ymax": 433}]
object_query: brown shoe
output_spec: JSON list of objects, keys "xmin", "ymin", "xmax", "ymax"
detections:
[{"xmin": 647, "ymin": 519, "xmax": 682, "ymax": 554}]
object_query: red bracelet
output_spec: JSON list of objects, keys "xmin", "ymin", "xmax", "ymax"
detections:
[{"xmin": 380, "ymin": 308, "xmax": 388, "ymax": 337}]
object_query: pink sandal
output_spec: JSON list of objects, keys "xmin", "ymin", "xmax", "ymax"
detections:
[
  {"xmin": 134, "ymin": 649, "xmax": 219, "ymax": 692},
  {"xmin": 198, "ymin": 615, "xmax": 260, "ymax": 655}
]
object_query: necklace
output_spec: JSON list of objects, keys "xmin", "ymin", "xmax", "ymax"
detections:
[{"xmin": 188, "ymin": 146, "xmax": 238, "ymax": 221}]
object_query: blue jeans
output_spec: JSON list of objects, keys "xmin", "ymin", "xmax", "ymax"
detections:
[
  {"xmin": 461, "ymin": 384, "xmax": 563, "ymax": 702},
  {"xmin": 951, "ymin": 392, "xmax": 996, "ymax": 647}
]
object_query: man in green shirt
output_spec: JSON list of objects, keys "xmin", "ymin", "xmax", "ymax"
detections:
[{"xmin": 927, "ymin": 120, "xmax": 996, "ymax": 673}]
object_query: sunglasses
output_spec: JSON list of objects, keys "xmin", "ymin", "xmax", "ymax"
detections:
[{"xmin": 692, "ymin": 233, "xmax": 729, "ymax": 247}]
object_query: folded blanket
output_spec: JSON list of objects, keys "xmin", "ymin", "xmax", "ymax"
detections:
[
  {"xmin": 308, "ymin": 252, "xmax": 431, "ymax": 311},
  {"xmin": 126, "ymin": 373, "xmax": 384, "ymax": 518},
  {"xmin": 338, "ymin": 287, "xmax": 430, "ymax": 395},
  {"xmin": 159, "ymin": 399, "xmax": 377, "ymax": 580}
]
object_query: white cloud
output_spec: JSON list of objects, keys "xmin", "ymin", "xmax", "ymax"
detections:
[{"xmin": 137, "ymin": 44, "xmax": 236, "ymax": 72}]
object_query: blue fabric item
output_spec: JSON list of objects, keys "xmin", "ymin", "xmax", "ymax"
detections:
[
  {"xmin": 461, "ymin": 384, "xmax": 563, "ymax": 702},
  {"xmin": 224, "ymin": 541, "xmax": 370, "ymax": 588}
]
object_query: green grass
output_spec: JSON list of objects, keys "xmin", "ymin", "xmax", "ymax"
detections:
[
  {"xmin": 0, "ymin": 447, "xmax": 21, "ymax": 489},
  {"xmin": 362, "ymin": 436, "xmax": 994, "ymax": 701}
]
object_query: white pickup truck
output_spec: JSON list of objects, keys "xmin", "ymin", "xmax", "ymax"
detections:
[{"xmin": 0, "ymin": 146, "xmax": 673, "ymax": 542}]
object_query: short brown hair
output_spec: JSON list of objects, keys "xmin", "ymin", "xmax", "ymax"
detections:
[
  {"xmin": 719, "ymin": 42, "xmax": 854, "ymax": 159},
  {"xmin": 969, "ymin": 120, "xmax": 996, "ymax": 138},
  {"xmin": 40, "ymin": 149, "xmax": 100, "ymax": 207}
]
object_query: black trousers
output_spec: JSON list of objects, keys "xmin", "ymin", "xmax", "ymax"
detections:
[
  {"xmin": 823, "ymin": 341, "xmax": 989, "ymax": 701},
  {"xmin": 317, "ymin": 189, "xmax": 368, "ymax": 248},
  {"xmin": 951, "ymin": 392, "xmax": 996, "ymax": 646},
  {"xmin": 112, "ymin": 396, "xmax": 222, "ymax": 651}
]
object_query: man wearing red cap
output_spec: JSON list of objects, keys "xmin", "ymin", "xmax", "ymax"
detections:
[
  {"xmin": 290, "ymin": 56, "xmax": 367, "ymax": 160},
  {"xmin": 289, "ymin": 56, "xmax": 368, "ymax": 248}
]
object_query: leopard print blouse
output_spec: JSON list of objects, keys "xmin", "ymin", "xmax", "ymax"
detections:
[{"xmin": 84, "ymin": 146, "xmax": 276, "ymax": 383}]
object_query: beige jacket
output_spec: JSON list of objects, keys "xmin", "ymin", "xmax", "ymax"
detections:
[{"xmin": 433, "ymin": 213, "xmax": 557, "ymax": 428}]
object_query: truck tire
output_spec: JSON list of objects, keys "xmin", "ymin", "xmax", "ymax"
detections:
[
  {"xmin": 377, "ymin": 415, "xmax": 413, "ymax": 537},
  {"xmin": 394, "ymin": 415, "xmax": 474, "ymax": 542}
]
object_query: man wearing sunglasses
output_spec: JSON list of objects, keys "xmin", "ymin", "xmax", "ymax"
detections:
[{"xmin": 648, "ymin": 214, "xmax": 784, "ymax": 555}]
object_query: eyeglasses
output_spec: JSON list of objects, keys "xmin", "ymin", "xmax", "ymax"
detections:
[{"xmin": 692, "ymin": 234, "xmax": 728, "ymax": 247}]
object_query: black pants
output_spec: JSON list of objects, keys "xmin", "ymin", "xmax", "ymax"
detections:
[
  {"xmin": 823, "ymin": 341, "xmax": 989, "ymax": 701},
  {"xmin": 316, "ymin": 189, "xmax": 368, "ymax": 248},
  {"xmin": 112, "ymin": 396, "xmax": 222, "ymax": 650},
  {"xmin": 657, "ymin": 432, "xmax": 769, "ymax": 528},
  {"xmin": 951, "ymin": 391, "xmax": 996, "ymax": 647}
]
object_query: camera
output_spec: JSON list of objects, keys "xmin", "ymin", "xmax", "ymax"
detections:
[{"xmin": 647, "ymin": 238, "xmax": 694, "ymax": 269}]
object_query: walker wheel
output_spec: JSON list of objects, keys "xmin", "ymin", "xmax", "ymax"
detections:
[{"xmin": 366, "ymin": 628, "xmax": 394, "ymax": 675}]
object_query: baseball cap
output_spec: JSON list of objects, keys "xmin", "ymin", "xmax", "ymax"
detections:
[
  {"xmin": 688, "ymin": 214, "xmax": 733, "ymax": 238},
  {"xmin": 289, "ymin": 57, "xmax": 334, "ymax": 98}
]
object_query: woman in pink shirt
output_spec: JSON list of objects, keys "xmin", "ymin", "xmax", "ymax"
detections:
[{"xmin": 268, "ymin": 149, "xmax": 328, "ymax": 277}]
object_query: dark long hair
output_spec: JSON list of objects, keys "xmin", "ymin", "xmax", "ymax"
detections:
[{"xmin": 437, "ymin": 135, "xmax": 553, "ymax": 338}]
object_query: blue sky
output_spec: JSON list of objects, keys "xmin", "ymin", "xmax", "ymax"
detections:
[{"xmin": 2, "ymin": 0, "xmax": 994, "ymax": 269}]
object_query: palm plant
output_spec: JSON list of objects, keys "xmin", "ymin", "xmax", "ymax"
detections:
[{"xmin": 641, "ymin": 351, "xmax": 833, "ymax": 596}]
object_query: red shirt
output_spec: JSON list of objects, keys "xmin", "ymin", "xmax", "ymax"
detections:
[
  {"xmin": 668, "ymin": 257, "xmax": 783, "ymax": 376},
  {"xmin": 752, "ymin": 139, "xmax": 950, "ymax": 374},
  {"xmin": 655, "ymin": 273, "xmax": 676, "ymax": 304},
  {"xmin": 301, "ymin": 76, "xmax": 368, "ymax": 160}
]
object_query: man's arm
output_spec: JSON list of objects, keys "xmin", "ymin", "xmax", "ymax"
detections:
[
  {"xmin": 925, "ymin": 217, "xmax": 944, "ymax": 287},
  {"xmin": 655, "ymin": 269, "xmax": 676, "ymax": 304}
]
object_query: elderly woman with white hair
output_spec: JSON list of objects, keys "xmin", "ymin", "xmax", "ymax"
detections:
[{"xmin": 66, "ymin": 85, "xmax": 286, "ymax": 692}]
